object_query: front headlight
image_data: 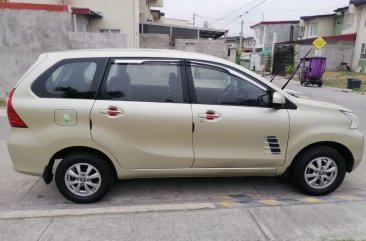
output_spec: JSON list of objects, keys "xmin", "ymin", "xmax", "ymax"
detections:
[{"xmin": 342, "ymin": 111, "xmax": 359, "ymax": 129}]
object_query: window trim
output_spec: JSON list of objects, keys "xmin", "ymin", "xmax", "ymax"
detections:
[{"xmin": 98, "ymin": 58, "xmax": 190, "ymax": 104}]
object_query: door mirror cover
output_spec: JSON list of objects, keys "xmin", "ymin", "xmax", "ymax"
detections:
[{"xmin": 272, "ymin": 92, "xmax": 286, "ymax": 108}]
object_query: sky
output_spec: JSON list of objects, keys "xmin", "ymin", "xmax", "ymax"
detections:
[{"xmin": 160, "ymin": 0, "xmax": 350, "ymax": 37}]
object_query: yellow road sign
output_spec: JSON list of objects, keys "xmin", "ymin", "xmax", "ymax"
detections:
[{"xmin": 313, "ymin": 37, "xmax": 327, "ymax": 50}]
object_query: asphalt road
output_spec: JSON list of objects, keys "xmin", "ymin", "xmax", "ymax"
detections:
[{"xmin": 0, "ymin": 79, "xmax": 365, "ymax": 241}]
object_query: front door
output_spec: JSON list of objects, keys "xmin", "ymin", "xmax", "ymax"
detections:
[
  {"xmin": 91, "ymin": 59, "xmax": 194, "ymax": 169},
  {"xmin": 188, "ymin": 62, "xmax": 290, "ymax": 168}
]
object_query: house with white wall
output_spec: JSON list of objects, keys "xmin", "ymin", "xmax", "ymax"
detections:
[
  {"xmin": 4, "ymin": 0, "xmax": 150, "ymax": 48},
  {"xmin": 298, "ymin": 0, "xmax": 366, "ymax": 71},
  {"xmin": 250, "ymin": 21, "xmax": 299, "ymax": 71},
  {"xmin": 351, "ymin": 0, "xmax": 366, "ymax": 72},
  {"xmin": 299, "ymin": 14, "xmax": 335, "ymax": 39}
]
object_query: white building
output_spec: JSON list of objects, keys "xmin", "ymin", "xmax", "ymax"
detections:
[
  {"xmin": 351, "ymin": 0, "xmax": 366, "ymax": 72},
  {"xmin": 4, "ymin": 0, "xmax": 165, "ymax": 48}
]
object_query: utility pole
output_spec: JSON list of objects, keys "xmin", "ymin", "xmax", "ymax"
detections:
[
  {"xmin": 193, "ymin": 13, "xmax": 196, "ymax": 27},
  {"xmin": 239, "ymin": 19, "xmax": 244, "ymax": 50}
]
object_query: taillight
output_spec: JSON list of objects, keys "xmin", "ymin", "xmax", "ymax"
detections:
[{"xmin": 7, "ymin": 88, "xmax": 28, "ymax": 128}]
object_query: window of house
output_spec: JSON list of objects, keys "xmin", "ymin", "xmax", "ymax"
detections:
[
  {"xmin": 310, "ymin": 22, "xmax": 318, "ymax": 36},
  {"xmin": 99, "ymin": 29, "xmax": 121, "ymax": 33},
  {"xmin": 299, "ymin": 26, "xmax": 305, "ymax": 38},
  {"xmin": 361, "ymin": 43, "xmax": 366, "ymax": 54},
  {"xmin": 104, "ymin": 63, "xmax": 184, "ymax": 103},
  {"xmin": 345, "ymin": 14, "xmax": 354, "ymax": 30},
  {"xmin": 191, "ymin": 65, "xmax": 270, "ymax": 107}
]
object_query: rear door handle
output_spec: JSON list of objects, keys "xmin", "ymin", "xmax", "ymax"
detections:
[
  {"xmin": 99, "ymin": 106, "xmax": 123, "ymax": 117},
  {"xmin": 198, "ymin": 110, "xmax": 222, "ymax": 120}
]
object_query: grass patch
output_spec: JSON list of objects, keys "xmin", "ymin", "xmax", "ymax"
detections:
[
  {"xmin": 323, "ymin": 71, "xmax": 366, "ymax": 92},
  {"xmin": 0, "ymin": 100, "xmax": 5, "ymax": 107}
]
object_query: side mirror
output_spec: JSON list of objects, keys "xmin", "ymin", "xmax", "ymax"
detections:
[{"xmin": 272, "ymin": 92, "xmax": 286, "ymax": 109}]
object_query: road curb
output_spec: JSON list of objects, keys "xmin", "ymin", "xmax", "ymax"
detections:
[{"xmin": 0, "ymin": 202, "xmax": 216, "ymax": 220}]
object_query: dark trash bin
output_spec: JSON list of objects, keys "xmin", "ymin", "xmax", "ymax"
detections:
[{"xmin": 347, "ymin": 79, "xmax": 362, "ymax": 89}]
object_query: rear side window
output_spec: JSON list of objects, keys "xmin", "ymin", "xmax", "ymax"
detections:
[
  {"xmin": 103, "ymin": 62, "xmax": 184, "ymax": 103},
  {"xmin": 32, "ymin": 58, "xmax": 107, "ymax": 99}
]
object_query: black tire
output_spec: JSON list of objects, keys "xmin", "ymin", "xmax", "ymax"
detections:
[
  {"xmin": 304, "ymin": 81, "xmax": 309, "ymax": 87},
  {"xmin": 55, "ymin": 152, "xmax": 113, "ymax": 203},
  {"xmin": 291, "ymin": 146, "xmax": 346, "ymax": 196},
  {"xmin": 318, "ymin": 82, "xmax": 323, "ymax": 87}
]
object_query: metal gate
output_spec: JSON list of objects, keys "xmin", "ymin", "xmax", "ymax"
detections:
[{"xmin": 272, "ymin": 43, "xmax": 295, "ymax": 75}]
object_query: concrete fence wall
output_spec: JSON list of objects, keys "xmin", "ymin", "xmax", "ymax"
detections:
[
  {"xmin": 68, "ymin": 32, "xmax": 126, "ymax": 49},
  {"xmin": 0, "ymin": 8, "xmax": 126, "ymax": 100},
  {"xmin": 296, "ymin": 44, "xmax": 355, "ymax": 71},
  {"xmin": 140, "ymin": 34, "xmax": 229, "ymax": 60}
]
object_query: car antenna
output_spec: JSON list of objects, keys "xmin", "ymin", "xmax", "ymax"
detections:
[
  {"xmin": 270, "ymin": 74, "xmax": 276, "ymax": 82},
  {"xmin": 281, "ymin": 48, "xmax": 313, "ymax": 90}
]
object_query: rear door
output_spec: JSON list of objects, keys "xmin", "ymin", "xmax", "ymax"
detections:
[
  {"xmin": 187, "ymin": 62, "xmax": 290, "ymax": 168},
  {"xmin": 28, "ymin": 58, "xmax": 107, "ymax": 153},
  {"xmin": 91, "ymin": 59, "xmax": 194, "ymax": 169}
]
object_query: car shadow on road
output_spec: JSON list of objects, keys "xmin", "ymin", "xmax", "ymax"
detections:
[
  {"xmin": 104, "ymin": 176, "xmax": 298, "ymax": 205},
  {"xmin": 12, "ymin": 176, "xmax": 298, "ymax": 209}
]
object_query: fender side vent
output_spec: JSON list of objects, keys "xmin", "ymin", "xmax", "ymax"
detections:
[{"xmin": 263, "ymin": 136, "xmax": 281, "ymax": 155}]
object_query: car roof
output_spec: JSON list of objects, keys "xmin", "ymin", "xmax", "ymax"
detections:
[{"xmin": 45, "ymin": 49, "xmax": 227, "ymax": 64}]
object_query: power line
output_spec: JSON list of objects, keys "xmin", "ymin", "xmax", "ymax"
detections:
[
  {"xmin": 221, "ymin": 0, "xmax": 268, "ymax": 28},
  {"xmin": 194, "ymin": 14, "xmax": 238, "ymax": 21},
  {"xmin": 209, "ymin": 0, "xmax": 262, "ymax": 26},
  {"xmin": 243, "ymin": 0, "xmax": 282, "ymax": 18}
]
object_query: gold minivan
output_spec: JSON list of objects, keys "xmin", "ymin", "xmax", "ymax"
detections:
[{"xmin": 7, "ymin": 49, "xmax": 364, "ymax": 203}]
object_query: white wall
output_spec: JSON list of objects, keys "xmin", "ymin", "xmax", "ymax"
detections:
[
  {"xmin": 250, "ymin": 53, "xmax": 263, "ymax": 71},
  {"xmin": 252, "ymin": 26, "xmax": 265, "ymax": 50},
  {"xmin": 155, "ymin": 18, "xmax": 189, "ymax": 26},
  {"xmin": 71, "ymin": 0, "xmax": 139, "ymax": 48},
  {"xmin": 9, "ymin": 0, "xmax": 139, "ymax": 48},
  {"xmin": 342, "ymin": 5, "xmax": 361, "ymax": 35},
  {"xmin": 304, "ymin": 16, "xmax": 334, "ymax": 38},
  {"xmin": 352, "ymin": 5, "xmax": 366, "ymax": 71}
]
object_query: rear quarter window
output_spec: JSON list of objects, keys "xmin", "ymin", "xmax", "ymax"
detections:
[{"xmin": 31, "ymin": 58, "xmax": 107, "ymax": 99}]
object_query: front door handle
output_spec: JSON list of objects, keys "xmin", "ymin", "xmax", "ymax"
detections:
[
  {"xmin": 198, "ymin": 110, "xmax": 222, "ymax": 120},
  {"xmin": 99, "ymin": 106, "xmax": 123, "ymax": 117}
]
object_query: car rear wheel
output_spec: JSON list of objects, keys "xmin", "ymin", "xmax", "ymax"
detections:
[
  {"xmin": 55, "ymin": 152, "xmax": 113, "ymax": 203},
  {"xmin": 291, "ymin": 146, "xmax": 346, "ymax": 195}
]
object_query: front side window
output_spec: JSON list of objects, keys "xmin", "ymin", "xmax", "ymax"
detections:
[
  {"xmin": 104, "ymin": 62, "xmax": 184, "ymax": 103},
  {"xmin": 191, "ymin": 65, "xmax": 270, "ymax": 107},
  {"xmin": 32, "ymin": 59, "xmax": 106, "ymax": 99}
]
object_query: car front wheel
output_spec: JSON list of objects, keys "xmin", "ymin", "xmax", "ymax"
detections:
[
  {"xmin": 55, "ymin": 152, "xmax": 113, "ymax": 203},
  {"xmin": 291, "ymin": 146, "xmax": 346, "ymax": 195}
]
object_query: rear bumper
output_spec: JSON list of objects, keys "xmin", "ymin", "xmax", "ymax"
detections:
[{"xmin": 7, "ymin": 128, "xmax": 50, "ymax": 176}]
